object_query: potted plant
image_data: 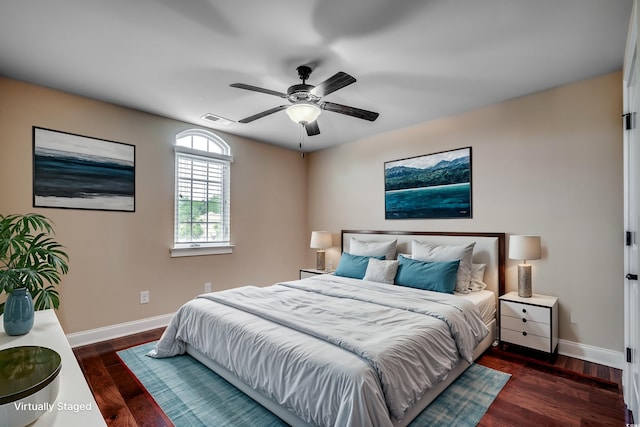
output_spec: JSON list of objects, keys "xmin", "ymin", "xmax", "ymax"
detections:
[{"xmin": 0, "ymin": 213, "xmax": 69, "ymax": 335}]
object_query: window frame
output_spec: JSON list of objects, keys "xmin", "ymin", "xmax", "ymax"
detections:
[{"xmin": 171, "ymin": 130, "xmax": 234, "ymax": 258}]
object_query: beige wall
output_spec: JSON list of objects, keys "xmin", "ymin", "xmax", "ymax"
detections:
[
  {"xmin": 0, "ymin": 77, "xmax": 308, "ymax": 333},
  {"xmin": 307, "ymin": 71, "xmax": 624, "ymax": 352}
]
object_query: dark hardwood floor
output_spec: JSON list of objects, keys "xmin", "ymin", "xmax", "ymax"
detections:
[
  {"xmin": 74, "ymin": 328, "xmax": 632, "ymax": 427},
  {"xmin": 73, "ymin": 328, "xmax": 170, "ymax": 427},
  {"xmin": 478, "ymin": 346, "xmax": 630, "ymax": 426}
]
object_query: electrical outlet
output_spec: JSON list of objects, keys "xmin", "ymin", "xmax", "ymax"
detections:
[
  {"xmin": 570, "ymin": 311, "xmax": 577, "ymax": 324},
  {"xmin": 204, "ymin": 282, "xmax": 212, "ymax": 293},
  {"xmin": 140, "ymin": 290, "xmax": 149, "ymax": 304}
]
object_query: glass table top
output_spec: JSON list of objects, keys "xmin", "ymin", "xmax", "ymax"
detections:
[{"xmin": 0, "ymin": 346, "xmax": 61, "ymax": 405}]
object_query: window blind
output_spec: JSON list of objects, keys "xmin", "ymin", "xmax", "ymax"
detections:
[{"xmin": 175, "ymin": 152, "xmax": 230, "ymax": 245}]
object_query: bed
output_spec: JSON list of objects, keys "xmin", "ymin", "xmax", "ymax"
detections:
[{"xmin": 150, "ymin": 230, "xmax": 505, "ymax": 427}]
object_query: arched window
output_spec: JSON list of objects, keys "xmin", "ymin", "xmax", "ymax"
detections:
[{"xmin": 172, "ymin": 129, "xmax": 233, "ymax": 256}]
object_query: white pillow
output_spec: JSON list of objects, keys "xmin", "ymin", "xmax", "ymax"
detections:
[
  {"xmin": 469, "ymin": 263, "xmax": 487, "ymax": 292},
  {"xmin": 411, "ymin": 240, "xmax": 475, "ymax": 293},
  {"xmin": 471, "ymin": 263, "xmax": 486, "ymax": 282},
  {"xmin": 469, "ymin": 280, "xmax": 487, "ymax": 292},
  {"xmin": 350, "ymin": 238, "xmax": 397, "ymax": 260},
  {"xmin": 363, "ymin": 258, "xmax": 399, "ymax": 284}
]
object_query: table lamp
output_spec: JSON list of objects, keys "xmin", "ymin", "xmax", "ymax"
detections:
[
  {"xmin": 310, "ymin": 231, "xmax": 332, "ymax": 271},
  {"xmin": 509, "ymin": 235, "xmax": 541, "ymax": 298}
]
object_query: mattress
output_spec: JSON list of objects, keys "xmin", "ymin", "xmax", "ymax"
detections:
[{"xmin": 457, "ymin": 289, "xmax": 496, "ymax": 324}]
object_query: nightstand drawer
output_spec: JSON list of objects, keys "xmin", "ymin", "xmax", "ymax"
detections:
[
  {"xmin": 501, "ymin": 315, "xmax": 551, "ymax": 338},
  {"xmin": 501, "ymin": 300, "xmax": 550, "ymax": 324},
  {"xmin": 500, "ymin": 328, "xmax": 552, "ymax": 353}
]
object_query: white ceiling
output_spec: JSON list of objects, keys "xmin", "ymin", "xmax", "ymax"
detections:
[{"xmin": 0, "ymin": 0, "xmax": 633, "ymax": 152}]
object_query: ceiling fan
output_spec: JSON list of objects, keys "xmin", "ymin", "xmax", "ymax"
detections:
[{"xmin": 230, "ymin": 65, "xmax": 379, "ymax": 136}]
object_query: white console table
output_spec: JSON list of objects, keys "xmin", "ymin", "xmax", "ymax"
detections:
[{"xmin": 0, "ymin": 309, "xmax": 106, "ymax": 426}]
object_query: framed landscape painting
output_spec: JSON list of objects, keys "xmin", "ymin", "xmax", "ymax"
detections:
[
  {"xmin": 33, "ymin": 127, "xmax": 135, "ymax": 212},
  {"xmin": 384, "ymin": 147, "xmax": 471, "ymax": 219}
]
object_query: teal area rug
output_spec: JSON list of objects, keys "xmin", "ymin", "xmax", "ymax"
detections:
[{"xmin": 117, "ymin": 342, "xmax": 510, "ymax": 427}]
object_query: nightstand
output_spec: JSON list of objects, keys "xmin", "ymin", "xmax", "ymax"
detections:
[
  {"xmin": 499, "ymin": 291, "xmax": 558, "ymax": 355},
  {"xmin": 299, "ymin": 268, "xmax": 332, "ymax": 279}
]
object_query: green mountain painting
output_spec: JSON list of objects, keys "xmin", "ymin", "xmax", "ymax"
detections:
[{"xmin": 384, "ymin": 147, "xmax": 471, "ymax": 219}]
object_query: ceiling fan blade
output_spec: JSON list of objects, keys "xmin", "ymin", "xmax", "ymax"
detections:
[
  {"xmin": 230, "ymin": 83, "xmax": 288, "ymax": 99},
  {"xmin": 310, "ymin": 72, "xmax": 356, "ymax": 97},
  {"xmin": 321, "ymin": 101, "xmax": 379, "ymax": 121},
  {"xmin": 305, "ymin": 121, "xmax": 320, "ymax": 136},
  {"xmin": 238, "ymin": 105, "xmax": 288, "ymax": 123}
]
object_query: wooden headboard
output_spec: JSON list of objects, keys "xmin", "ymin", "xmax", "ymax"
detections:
[{"xmin": 341, "ymin": 230, "xmax": 506, "ymax": 299}]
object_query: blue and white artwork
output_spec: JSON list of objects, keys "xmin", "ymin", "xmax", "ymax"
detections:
[
  {"xmin": 33, "ymin": 127, "xmax": 135, "ymax": 211},
  {"xmin": 385, "ymin": 147, "xmax": 471, "ymax": 219}
]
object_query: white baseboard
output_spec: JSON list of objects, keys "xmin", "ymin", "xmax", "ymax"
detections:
[
  {"xmin": 558, "ymin": 339, "xmax": 624, "ymax": 370},
  {"xmin": 66, "ymin": 312, "xmax": 174, "ymax": 348}
]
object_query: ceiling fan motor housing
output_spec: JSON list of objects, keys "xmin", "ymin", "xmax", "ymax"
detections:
[{"xmin": 287, "ymin": 84, "xmax": 320, "ymax": 103}]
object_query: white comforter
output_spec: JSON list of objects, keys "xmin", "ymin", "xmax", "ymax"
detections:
[{"xmin": 149, "ymin": 275, "xmax": 488, "ymax": 426}]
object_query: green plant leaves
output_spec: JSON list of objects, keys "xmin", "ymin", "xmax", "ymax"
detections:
[{"xmin": 0, "ymin": 213, "xmax": 69, "ymax": 315}]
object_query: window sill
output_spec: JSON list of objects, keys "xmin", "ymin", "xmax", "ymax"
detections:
[{"xmin": 170, "ymin": 244, "xmax": 234, "ymax": 258}]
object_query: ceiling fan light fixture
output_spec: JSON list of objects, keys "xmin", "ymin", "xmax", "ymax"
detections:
[{"xmin": 286, "ymin": 102, "xmax": 321, "ymax": 124}]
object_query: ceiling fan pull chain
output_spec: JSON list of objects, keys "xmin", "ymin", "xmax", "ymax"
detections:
[{"xmin": 299, "ymin": 123, "xmax": 305, "ymax": 158}]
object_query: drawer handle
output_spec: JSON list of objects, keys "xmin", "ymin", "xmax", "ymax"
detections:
[
  {"xmin": 522, "ymin": 331, "xmax": 527, "ymax": 336},
  {"xmin": 522, "ymin": 318, "xmax": 527, "ymax": 323},
  {"xmin": 522, "ymin": 308, "xmax": 527, "ymax": 313}
]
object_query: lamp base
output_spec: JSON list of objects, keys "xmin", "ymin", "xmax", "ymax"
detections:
[
  {"xmin": 517, "ymin": 264, "xmax": 532, "ymax": 298},
  {"xmin": 316, "ymin": 250, "xmax": 325, "ymax": 271}
]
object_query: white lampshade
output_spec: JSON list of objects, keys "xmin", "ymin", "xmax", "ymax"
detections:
[
  {"xmin": 286, "ymin": 103, "xmax": 321, "ymax": 124},
  {"xmin": 509, "ymin": 235, "xmax": 541, "ymax": 262},
  {"xmin": 310, "ymin": 231, "xmax": 332, "ymax": 249}
]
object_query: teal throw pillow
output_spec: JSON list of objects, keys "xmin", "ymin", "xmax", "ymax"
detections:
[
  {"xmin": 395, "ymin": 255, "xmax": 460, "ymax": 294},
  {"xmin": 334, "ymin": 252, "xmax": 385, "ymax": 279}
]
